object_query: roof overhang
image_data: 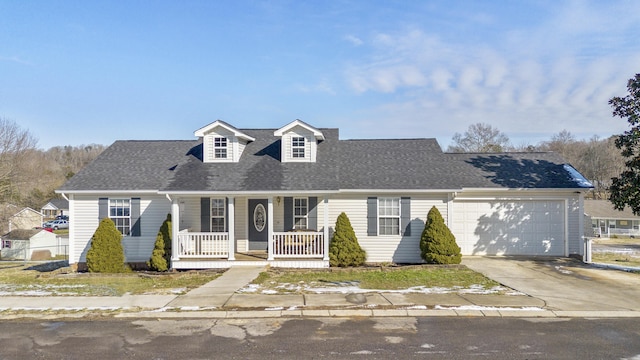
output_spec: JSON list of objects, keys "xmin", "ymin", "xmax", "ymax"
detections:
[
  {"xmin": 274, "ymin": 119, "xmax": 325, "ymax": 141},
  {"xmin": 194, "ymin": 120, "xmax": 256, "ymax": 142}
]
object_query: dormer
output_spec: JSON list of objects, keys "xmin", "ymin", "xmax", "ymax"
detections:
[
  {"xmin": 274, "ymin": 119, "xmax": 325, "ymax": 163},
  {"xmin": 194, "ymin": 120, "xmax": 255, "ymax": 163}
]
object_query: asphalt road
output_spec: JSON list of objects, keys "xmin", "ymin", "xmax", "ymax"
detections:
[{"xmin": 0, "ymin": 317, "xmax": 638, "ymax": 359}]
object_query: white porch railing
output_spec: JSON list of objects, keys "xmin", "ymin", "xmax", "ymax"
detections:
[
  {"xmin": 178, "ymin": 231, "xmax": 229, "ymax": 258},
  {"xmin": 606, "ymin": 228, "xmax": 640, "ymax": 237},
  {"xmin": 272, "ymin": 231, "xmax": 325, "ymax": 258}
]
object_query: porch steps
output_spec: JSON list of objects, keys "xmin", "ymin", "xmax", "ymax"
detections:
[{"xmin": 167, "ymin": 265, "xmax": 266, "ymax": 308}]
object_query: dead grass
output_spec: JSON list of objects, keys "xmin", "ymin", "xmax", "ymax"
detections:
[
  {"xmin": 592, "ymin": 252, "xmax": 640, "ymax": 268},
  {"xmin": 0, "ymin": 262, "xmax": 222, "ymax": 296},
  {"xmin": 252, "ymin": 266, "xmax": 501, "ymax": 293}
]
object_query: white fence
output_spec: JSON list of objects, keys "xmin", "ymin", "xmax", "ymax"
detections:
[
  {"xmin": 178, "ymin": 231, "xmax": 229, "ymax": 258},
  {"xmin": 272, "ymin": 231, "xmax": 325, "ymax": 258}
]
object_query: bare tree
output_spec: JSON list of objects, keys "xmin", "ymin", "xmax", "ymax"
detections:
[
  {"xmin": 0, "ymin": 118, "xmax": 37, "ymax": 202},
  {"xmin": 447, "ymin": 123, "xmax": 510, "ymax": 153}
]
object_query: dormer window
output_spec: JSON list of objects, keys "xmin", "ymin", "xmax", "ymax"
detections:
[
  {"xmin": 292, "ymin": 137, "xmax": 305, "ymax": 158},
  {"xmin": 274, "ymin": 119, "xmax": 325, "ymax": 163},
  {"xmin": 214, "ymin": 137, "xmax": 228, "ymax": 159}
]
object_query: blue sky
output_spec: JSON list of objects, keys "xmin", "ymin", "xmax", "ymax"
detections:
[{"xmin": 1, "ymin": 0, "xmax": 639, "ymax": 150}]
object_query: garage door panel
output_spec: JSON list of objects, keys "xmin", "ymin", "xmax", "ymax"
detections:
[{"xmin": 453, "ymin": 200, "xmax": 565, "ymax": 256}]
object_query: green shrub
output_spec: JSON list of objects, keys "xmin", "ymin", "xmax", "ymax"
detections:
[
  {"xmin": 148, "ymin": 214, "xmax": 172, "ymax": 271},
  {"xmin": 329, "ymin": 212, "xmax": 366, "ymax": 267},
  {"xmin": 86, "ymin": 218, "xmax": 128, "ymax": 273},
  {"xmin": 420, "ymin": 206, "xmax": 462, "ymax": 264}
]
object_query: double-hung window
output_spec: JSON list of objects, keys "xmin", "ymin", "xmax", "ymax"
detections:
[
  {"xmin": 211, "ymin": 198, "xmax": 226, "ymax": 232},
  {"xmin": 292, "ymin": 136, "xmax": 305, "ymax": 158},
  {"xmin": 294, "ymin": 197, "xmax": 308, "ymax": 229},
  {"xmin": 378, "ymin": 197, "xmax": 400, "ymax": 235},
  {"xmin": 214, "ymin": 137, "xmax": 227, "ymax": 159},
  {"xmin": 110, "ymin": 198, "xmax": 131, "ymax": 236}
]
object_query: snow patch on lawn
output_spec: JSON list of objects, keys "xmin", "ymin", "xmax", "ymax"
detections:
[{"xmin": 238, "ymin": 282, "xmax": 523, "ymax": 295}]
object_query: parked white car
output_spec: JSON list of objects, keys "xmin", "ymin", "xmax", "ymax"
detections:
[{"xmin": 45, "ymin": 219, "xmax": 69, "ymax": 230}]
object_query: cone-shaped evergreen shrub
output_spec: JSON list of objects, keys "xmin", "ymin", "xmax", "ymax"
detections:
[
  {"xmin": 86, "ymin": 218, "xmax": 127, "ymax": 273},
  {"xmin": 420, "ymin": 206, "xmax": 462, "ymax": 264},
  {"xmin": 148, "ymin": 214, "xmax": 172, "ymax": 271},
  {"xmin": 329, "ymin": 212, "xmax": 366, "ymax": 267}
]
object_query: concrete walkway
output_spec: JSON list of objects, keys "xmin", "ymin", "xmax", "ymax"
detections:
[{"xmin": 167, "ymin": 265, "xmax": 266, "ymax": 309}]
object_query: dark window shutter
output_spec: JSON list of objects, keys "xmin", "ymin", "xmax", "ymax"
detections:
[
  {"xmin": 98, "ymin": 198, "xmax": 108, "ymax": 220},
  {"xmin": 367, "ymin": 197, "xmax": 377, "ymax": 236},
  {"xmin": 200, "ymin": 197, "xmax": 210, "ymax": 232},
  {"xmin": 284, "ymin": 197, "xmax": 293, "ymax": 231},
  {"xmin": 308, "ymin": 197, "xmax": 318, "ymax": 230},
  {"xmin": 401, "ymin": 197, "xmax": 411, "ymax": 236},
  {"xmin": 131, "ymin": 198, "xmax": 141, "ymax": 236}
]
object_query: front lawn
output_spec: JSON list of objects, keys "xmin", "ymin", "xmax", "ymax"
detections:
[
  {"xmin": 0, "ymin": 263, "xmax": 222, "ymax": 296},
  {"xmin": 249, "ymin": 266, "xmax": 504, "ymax": 294}
]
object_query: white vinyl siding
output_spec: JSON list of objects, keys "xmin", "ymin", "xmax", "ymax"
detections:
[
  {"xmin": 451, "ymin": 200, "xmax": 566, "ymax": 256},
  {"xmin": 328, "ymin": 194, "xmax": 448, "ymax": 264},
  {"xmin": 69, "ymin": 195, "xmax": 171, "ymax": 264},
  {"xmin": 281, "ymin": 127, "xmax": 317, "ymax": 162},
  {"xmin": 203, "ymin": 129, "xmax": 235, "ymax": 163}
]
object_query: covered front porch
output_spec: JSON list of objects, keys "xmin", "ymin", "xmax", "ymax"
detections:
[{"xmin": 167, "ymin": 195, "xmax": 331, "ymax": 269}]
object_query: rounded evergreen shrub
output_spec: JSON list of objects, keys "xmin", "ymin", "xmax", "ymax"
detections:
[
  {"xmin": 420, "ymin": 206, "xmax": 462, "ymax": 264},
  {"xmin": 329, "ymin": 212, "xmax": 366, "ymax": 267},
  {"xmin": 148, "ymin": 214, "xmax": 171, "ymax": 271},
  {"xmin": 86, "ymin": 218, "xmax": 127, "ymax": 273}
]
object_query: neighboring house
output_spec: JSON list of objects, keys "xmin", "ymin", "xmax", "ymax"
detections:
[
  {"xmin": 8, "ymin": 207, "xmax": 43, "ymax": 231},
  {"xmin": 584, "ymin": 199, "xmax": 640, "ymax": 237},
  {"xmin": 57, "ymin": 120, "xmax": 593, "ymax": 270},
  {"xmin": 1, "ymin": 229, "xmax": 68, "ymax": 260},
  {"xmin": 41, "ymin": 199, "xmax": 69, "ymax": 219}
]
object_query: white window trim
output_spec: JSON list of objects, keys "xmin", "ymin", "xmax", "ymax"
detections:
[
  {"xmin": 378, "ymin": 197, "xmax": 400, "ymax": 236},
  {"xmin": 293, "ymin": 197, "xmax": 309, "ymax": 230},
  {"xmin": 109, "ymin": 198, "xmax": 131, "ymax": 236},
  {"xmin": 292, "ymin": 136, "xmax": 305, "ymax": 158},
  {"xmin": 214, "ymin": 137, "xmax": 228, "ymax": 159},
  {"xmin": 210, "ymin": 197, "xmax": 226, "ymax": 233}
]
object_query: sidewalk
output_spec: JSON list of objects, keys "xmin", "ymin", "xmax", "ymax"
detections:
[{"xmin": 1, "ymin": 258, "xmax": 640, "ymax": 319}]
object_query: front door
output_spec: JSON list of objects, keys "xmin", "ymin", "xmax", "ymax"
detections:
[{"xmin": 248, "ymin": 199, "xmax": 268, "ymax": 250}]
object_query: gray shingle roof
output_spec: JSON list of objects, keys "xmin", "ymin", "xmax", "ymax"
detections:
[
  {"xmin": 162, "ymin": 129, "xmax": 340, "ymax": 192},
  {"xmin": 58, "ymin": 129, "xmax": 592, "ymax": 193},
  {"xmin": 584, "ymin": 199, "xmax": 640, "ymax": 220},
  {"xmin": 58, "ymin": 140, "xmax": 197, "ymax": 191}
]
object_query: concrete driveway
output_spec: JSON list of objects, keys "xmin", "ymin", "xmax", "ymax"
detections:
[{"xmin": 463, "ymin": 256, "xmax": 640, "ymax": 312}]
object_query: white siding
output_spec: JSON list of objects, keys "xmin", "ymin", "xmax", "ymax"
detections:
[
  {"xmin": 328, "ymin": 194, "xmax": 448, "ymax": 264},
  {"xmin": 567, "ymin": 195, "xmax": 582, "ymax": 255},
  {"xmin": 281, "ymin": 127, "xmax": 317, "ymax": 162},
  {"xmin": 235, "ymin": 197, "xmax": 248, "ymax": 252},
  {"xmin": 70, "ymin": 195, "xmax": 99, "ymax": 263},
  {"xmin": 69, "ymin": 195, "xmax": 171, "ymax": 264},
  {"xmin": 122, "ymin": 196, "xmax": 171, "ymax": 262},
  {"xmin": 203, "ymin": 128, "xmax": 235, "ymax": 163}
]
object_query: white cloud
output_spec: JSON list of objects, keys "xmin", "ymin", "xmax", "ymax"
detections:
[
  {"xmin": 344, "ymin": 34, "xmax": 363, "ymax": 46},
  {"xmin": 340, "ymin": 1, "xmax": 640, "ymax": 145}
]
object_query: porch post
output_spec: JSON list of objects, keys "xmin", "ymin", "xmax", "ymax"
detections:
[
  {"xmin": 171, "ymin": 198, "xmax": 180, "ymax": 262},
  {"xmin": 267, "ymin": 197, "xmax": 274, "ymax": 260},
  {"xmin": 228, "ymin": 197, "xmax": 235, "ymax": 261},
  {"xmin": 323, "ymin": 196, "xmax": 329, "ymax": 261}
]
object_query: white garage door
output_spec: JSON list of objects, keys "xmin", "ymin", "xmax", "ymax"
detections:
[{"xmin": 452, "ymin": 200, "xmax": 565, "ymax": 256}]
